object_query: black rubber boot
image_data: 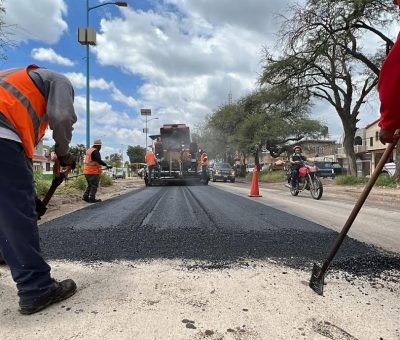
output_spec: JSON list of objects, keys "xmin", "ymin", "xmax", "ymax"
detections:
[
  {"xmin": 82, "ymin": 195, "xmax": 89, "ymax": 202},
  {"xmin": 88, "ymin": 197, "xmax": 102, "ymax": 203},
  {"xmin": 19, "ymin": 279, "xmax": 77, "ymax": 315}
]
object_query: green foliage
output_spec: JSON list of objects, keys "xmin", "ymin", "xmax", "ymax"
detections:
[
  {"xmin": 247, "ymin": 170, "xmax": 285, "ymax": 183},
  {"xmin": 127, "ymin": 145, "xmax": 146, "ymax": 164},
  {"xmin": 206, "ymin": 85, "xmax": 325, "ymax": 163},
  {"xmin": 375, "ymin": 175, "xmax": 398, "ymax": 188},
  {"xmin": 35, "ymin": 180, "xmax": 51, "ymax": 197},
  {"xmin": 34, "ymin": 171, "xmax": 51, "ymax": 197},
  {"xmin": 68, "ymin": 175, "xmax": 87, "ymax": 190},
  {"xmin": 109, "ymin": 153, "xmax": 122, "ymax": 168},
  {"xmin": 100, "ymin": 173, "xmax": 113, "ymax": 187},
  {"xmin": 334, "ymin": 176, "xmax": 368, "ymax": 186},
  {"xmin": 69, "ymin": 144, "xmax": 86, "ymax": 164},
  {"xmin": 335, "ymin": 175, "xmax": 398, "ymax": 187}
]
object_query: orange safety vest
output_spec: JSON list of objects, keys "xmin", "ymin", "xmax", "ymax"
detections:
[
  {"xmin": 0, "ymin": 65, "xmax": 47, "ymax": 159},
  {"xmin": 145, "ymin": 152, "xmax": 157, "ymax": 167},
  {"xmin": 83, "ymin": 147, "xmax": 102, "ymax": 175},
  {"xmin": 200, "ymin": 153, "xmax": 208, "ymax": 166}
]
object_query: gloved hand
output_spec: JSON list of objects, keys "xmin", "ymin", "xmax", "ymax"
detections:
[
  {"xmin": 58, "ymin": 153, "xmax": 77, "ymax": 169},
  {"xmin": 107, "ymin": 165, "xmax": 113, "ymax": 169}
]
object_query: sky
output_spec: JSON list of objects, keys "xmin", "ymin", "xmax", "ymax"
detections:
[{"xmin": 1, "ymin": 0, "xmax": 392, "ymax": 158}]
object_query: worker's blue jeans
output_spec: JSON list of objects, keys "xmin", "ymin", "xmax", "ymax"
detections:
[{"xmin": 0, "ymin": 139, "xmax": 55, "ymax": 305}]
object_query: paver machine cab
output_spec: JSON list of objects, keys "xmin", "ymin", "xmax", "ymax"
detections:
[{"xmin": 145, "ymin": 124, "xmax": 207, "ymax": 185}]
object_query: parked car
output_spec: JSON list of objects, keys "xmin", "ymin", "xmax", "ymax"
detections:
[
  {"xmin": 381, "ymin": 162, "xmax": 396, "ymax": 177},
  {"xmin": 246, "ymin": 163, "xmax": 255, "ymax": 173},
  {"xmin": 314, "ymin": 162, "xmax": 335, "ymax": 178},
  {"xmin": 113, "ymin": 169, "xmax": 126, "ymax": 179},
  {"xmin": 210, "ymin": 162, "xmax": 236, "ymax": 182},
  {"xmin": 331, "ymin": 162, "xmax": 347, "ymax": 176}
]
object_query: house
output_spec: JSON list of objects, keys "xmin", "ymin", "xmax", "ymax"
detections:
[
  {"xmin": 365, "ymin": 119, "xmax": 396, "ymax": 173},
  {"xmin": 32, "ymin": 141, "xmax": 54, "ymax": 173},
  {"xmin": 336, "ymin": 118, "xmax": 397, "ymax": 176},
  {"xmin": 293, "ymin": 139, "xmax": 338, "ymax": 161},
  {"xmin": 254, "ymin": 139, "xmax": 338, "ymax": 167}
]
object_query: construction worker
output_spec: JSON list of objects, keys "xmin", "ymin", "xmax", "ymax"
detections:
[
  {"xmin": 83, "ymin": 139, "xmax": 111, "ymax": 203},
  {"xmin": 0, "ymin": 65, "xmax": 77, "ymax": 314},
  {"xmin": 200, "ymin": 149, "xmax": 209, "ymax": 182},
  {"xmin": 145, "ymin": 149, "xmax": 158, "ymax": 184},
  {"xmin": 378, "ymin": 0, "xmax": 400, "ymax": 144}
]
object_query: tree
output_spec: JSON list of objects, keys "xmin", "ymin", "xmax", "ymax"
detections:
[
  {"xmin": 208, "ymin": 85, "xmax": 325, "ymax": 169},
  {"xmin": 69, "ymin": 144, "xmax": 86, "ymax": 165},
  {"xmin": 260, "ymin": 0, "xmax": 391, "ymax": 175},
  {"xmin": 0, "ymin": 1, "xmax": 15, "ymax": 62},
  {"xmin": 193, "ymin": 120, "xmax": 237, "ymax": 163},
  {"xmin": 126, "ymin": 145, "xmax": 146, "ymax": 164},
  {"xmin": 109, "ymin": 153, "xmax": 122, "ymax": 168}
]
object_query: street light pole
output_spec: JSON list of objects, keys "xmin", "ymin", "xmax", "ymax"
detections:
[
  {"xmin": 84, "ymin": 1, "xmax": 128, "ymax": 149},
  {"xmin": 86, "ymin": 0, "xmax": 90, "ymax": 149}
]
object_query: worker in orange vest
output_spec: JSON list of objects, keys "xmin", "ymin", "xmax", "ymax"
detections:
[
  {"xmin": 83, "ymin": 139, "xmax": 111, "ymax": 203},
  {"xmin": 199, "ymin": 149, "xmax": 209, "ymax": 182},
  {"xmin": 145, "ymin": 149, "xmax": 158, "ymax": 184},
  {"xmin": 0, "ymin": 65, "xmax": 77, "ymax": 314}
]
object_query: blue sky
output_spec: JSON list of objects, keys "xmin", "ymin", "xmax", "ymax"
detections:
[{"xmin": 2, "ymin": 0, "xmax": 386, "ymax": 159}]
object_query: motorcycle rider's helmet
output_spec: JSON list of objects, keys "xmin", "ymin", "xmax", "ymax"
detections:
[{"xmin": 293, "ymin": 145, "xmax": 302, "ymax": 152}]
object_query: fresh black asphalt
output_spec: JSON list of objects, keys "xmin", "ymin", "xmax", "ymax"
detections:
[{"xmin": 39, "ymin": 185, "xmax": 400, "ymax": 278}]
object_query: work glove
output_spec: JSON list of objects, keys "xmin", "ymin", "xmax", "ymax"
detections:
[
  {"xmin": 107, "ymin": 165, "xmax": 113, "ymax": 169},
  {"xmin": 58, "ymin": 153, "xmax": 77, "ymax": 169}
]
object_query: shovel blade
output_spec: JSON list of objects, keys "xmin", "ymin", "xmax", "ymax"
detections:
[{"xmin": 309, "ymin": 263, "xmax": 324, "ymax": 296}]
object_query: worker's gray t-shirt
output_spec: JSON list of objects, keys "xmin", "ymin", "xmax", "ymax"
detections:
[{"xmin": 0, "ymin": 67, "xmax": 77, "ymax": 157}]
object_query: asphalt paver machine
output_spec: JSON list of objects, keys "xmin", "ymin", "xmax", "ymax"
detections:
[{"xmin": 144, "ymin": 124, "xmax": 208, "ymax": 186}]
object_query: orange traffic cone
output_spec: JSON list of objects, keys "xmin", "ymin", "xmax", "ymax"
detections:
[{"xmin": 248, "ymin": 166, "xmax": 262, "ymax": 197}]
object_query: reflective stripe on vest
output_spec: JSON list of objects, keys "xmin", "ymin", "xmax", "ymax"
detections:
[
  {"xmin": 83, "ymin": 147, "xmax": 102, "ymax": 175},
  {"xmin": 0, "ymin": 65, "xmax": 47, "ymax": 159}
]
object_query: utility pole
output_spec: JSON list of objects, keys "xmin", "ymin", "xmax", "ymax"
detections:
[{"xmin": 141, "ymin": 109, "xmax": 151, "ymax": 150}]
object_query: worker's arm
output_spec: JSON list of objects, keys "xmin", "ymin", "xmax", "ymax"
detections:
[
  {"xmin": 90, "ymin": 149, "xmax": 108, "ymax": 167},
  {"xmin": 378, "ymin": 33, "xmax": 400, "ymax": 143},
  {"xmin": 29, "ymin": 69, "xmax": 77, "ymax": 157}
]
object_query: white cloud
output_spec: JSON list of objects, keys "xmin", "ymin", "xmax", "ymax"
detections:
[
  {"xmin": 3, "ymin": 0, "xmax": 68, "ymax": 44},
  {"xmin": 90, "ymin": 1, "xmax": 291, "ymax": 133},
  {"xmin": 72, "ymin": 95, "xmax": 146, "ymax": 148},
  {"xmin": 31, "ymin": 48, "xmax": 74, "ymax": 66},
  {"xmin": 64, "ymin": 72, "xmax": 139, "ymax": 109}
]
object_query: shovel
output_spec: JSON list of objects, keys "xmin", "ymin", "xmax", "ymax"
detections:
[
  {"xmin": 35, "ymin": 160, "xmax": 73, "ymax": 219},
  {"xmin": 309, "ymin": 130, "xmax": 400, "ymax": 295}
]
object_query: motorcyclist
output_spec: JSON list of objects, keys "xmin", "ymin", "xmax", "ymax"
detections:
[{"xmin": 289, "ymin": 145, "xmax": 307, "ymax": 188}]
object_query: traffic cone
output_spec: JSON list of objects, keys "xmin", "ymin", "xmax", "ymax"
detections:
[{"xmin": 248, "ymin": 166, "xmax": 262, "ymax": 197}]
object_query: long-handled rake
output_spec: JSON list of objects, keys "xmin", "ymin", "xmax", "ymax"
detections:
[{"xmin": 309, "ymin": 130, "xmax": 400, "ymax": 295}]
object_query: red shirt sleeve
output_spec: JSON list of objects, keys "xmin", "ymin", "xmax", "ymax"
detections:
[{"xmin": 378, "ymin": 33, "xmax": 400, "ymax": 131}]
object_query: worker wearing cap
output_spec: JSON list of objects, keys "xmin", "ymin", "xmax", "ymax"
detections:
[
  {"xmin": 200, "ymin": 149, "xmax": 209, "ymax": 182},
  {"xmin": 0, "ymin": 65, "xmax": 77, "ymax": 314},
  {"xmin": 83, "ymin": 139, "xmax": 110, "ymax": 203},
  {"xmin": 145, "ymin": 149, "xmax": 158, "ymax": 184},
  {"xmin": 378, "ymin": 0, "xmax": 400, "ymax": 144}
]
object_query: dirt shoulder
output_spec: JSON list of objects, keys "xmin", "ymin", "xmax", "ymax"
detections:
[{"xmin": 38, "ymin": 177, "xmax": 145, "ymax": 225}]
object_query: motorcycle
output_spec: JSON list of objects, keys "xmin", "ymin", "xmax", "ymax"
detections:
[{"xmin": 285, "ymin": 162, "xmax": 323, "ymax": 200}]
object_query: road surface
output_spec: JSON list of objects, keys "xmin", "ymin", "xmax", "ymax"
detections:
[
  {"xmin": 212, "ymin": 181, "xmax": 400, "ymax": 253},
  {"xmin": 1, "ymin": 183, "xmax": 399, "ymax": 340}
]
